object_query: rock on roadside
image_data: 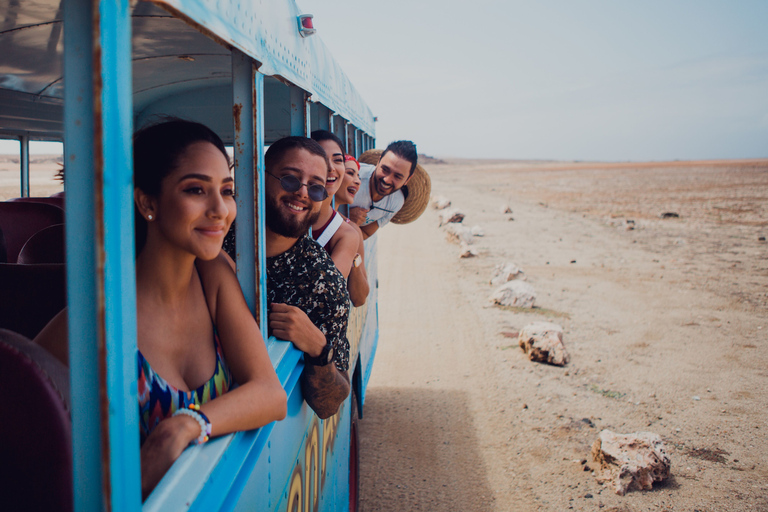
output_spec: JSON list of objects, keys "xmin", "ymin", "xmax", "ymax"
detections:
[
  {"xmin": 431, "ymin": 195, "xmax": 451, "ymax": 210},
  {"xmin": 517, "ymin": 322, "xmax": 569, "ymax": 366},
  {"xmin": 470, "ymin": 225, "xmax": 484, "ymax": 237},
  {"xmin": 443, "ymin": 223, "xmax": 473, "ymax": 245},
  {"xmin": 489, "ymin": 280, "xmax": 536, "ymax": 308},
  {"xmin": 489, "ymin": 261, "xmax": 524, "ymax": 286},
  {"xmin": 459, "ymin": 242, "xmax": 479, "ymax": 258},
  {"xmin": 438, "ymin": 208, "xmax": 465, "ymax": 226},
  {"xmin": 590, "ymin": 430, "xmax": 671, "ymax": 496}
]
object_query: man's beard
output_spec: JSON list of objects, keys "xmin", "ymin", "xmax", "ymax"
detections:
[
  {"xmin": 265, "ymin": 193, "xmax": 320, "ymax": 239},
  {"xmin": 373, "ymin": 174, "xmax": 397, "ymax": 197}
]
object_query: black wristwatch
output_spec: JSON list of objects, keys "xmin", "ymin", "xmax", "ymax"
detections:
[{"xmin": 305, "ymin": 343, "xmax": 335, "ymax": 366}]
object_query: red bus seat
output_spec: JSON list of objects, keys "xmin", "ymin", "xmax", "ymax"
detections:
[
  {"xmin": 0, "ymin": 263, "xmax": 66, "ymax": 339},
  {"xmin": 17, "ymin": 224, "xmax": 65, "ymax": 264},
  {"xmin": 9, "ymin": 196, "xmax": 65, "ymax": 210},
  {"xmin": 0, "ymin": 225, "xmax": 6, "ymax": 262},
  {"xmin": 0, "ymin": 328, "xmax": 72, "ymax": 512},
  {"xmin": 0, "ymin": 202, "xmax": 64, "ymax": 263}
]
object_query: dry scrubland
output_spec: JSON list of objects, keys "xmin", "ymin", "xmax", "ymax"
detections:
[
  {"xmin": 364, "ymin": 158, "xmax": 768, "ymax": 511},
  {"xmin": 0, "ymin": 155, "xmax": 63, "ymax": 199}
]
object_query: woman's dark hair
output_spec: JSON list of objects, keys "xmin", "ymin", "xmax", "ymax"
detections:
[
  {"xmin": 310, "ymin": 130, "xmax": 346, "ymax": 157},
  {"xmin": 133, "ymin": 118, "xmax": 230, "ymax": 254}
]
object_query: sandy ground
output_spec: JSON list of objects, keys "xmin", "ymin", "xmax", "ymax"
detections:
[
  {"xmin": 360, "ymin": 159, "xmax": 768, "ymax": 511},
  {"xmin": 0, "ymin": 155, "xmax": 63, "ymax": 200}
]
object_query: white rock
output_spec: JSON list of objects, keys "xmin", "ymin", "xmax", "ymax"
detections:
[
  {"xmin": 443, "ymin": 223, "xmax": 473, "ymax": 245},
  {"xmin": 489, "ymin": 280, "xmax": 536, "ymax": 309},
  {"xmin": 470, "ymin": 225, "xmax": 485, "ymax": 237},
  {"xmin": 591, "ymin": 430, "xmax": 671, "ymax": 495},
  {"xmin": 517, "ymin": 322, "xmax": 569, "ymax": 366},
  {"xmin": 438, "ymin": 208, "xmax": 465, "ymax": 226},
  {"xmin": 489, "ymin": 261, "xmax": 524, "ymax": 286},
  {"xmin": 431, "ymin": 195, "xmax": 451, "ymax": 210},
  {"xmin": 500, "ymin": 204, "xmax": 513, "ymax": 214},
  {"xmin": 459, "ymin": 242, "xmax": 479, "ymax": 258}
]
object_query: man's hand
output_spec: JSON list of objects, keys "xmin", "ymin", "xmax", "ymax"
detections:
[
  {"xmin": 348, "ymin": 206, "xmax": 369, "ymax": 226},
  {"xmin": 269, "ymin": 303, "xmax": 327, "ymax": 356}
]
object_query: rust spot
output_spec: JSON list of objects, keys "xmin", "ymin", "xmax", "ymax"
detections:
[
  {"xmin": 233, "ymin": 103, "xmax": 242, "ymax": 134},
  {"xmin": 91, "ymin": 9, "xmax": 112, "ymax": 504}
]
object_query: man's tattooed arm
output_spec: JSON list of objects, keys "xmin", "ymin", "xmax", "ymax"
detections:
[{"xmin": 300, "ymin": 365, "xmax": 350, "ymax": 419}]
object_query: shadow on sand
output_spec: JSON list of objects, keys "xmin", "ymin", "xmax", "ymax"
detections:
[{"xmin": 359, "ymin": 387, "xmax": 494, "ymax": 511}]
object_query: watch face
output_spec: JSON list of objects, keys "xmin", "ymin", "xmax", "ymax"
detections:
[{"xmin": 325, "ymin": 346, "xmax": 335, "ymax": 364}]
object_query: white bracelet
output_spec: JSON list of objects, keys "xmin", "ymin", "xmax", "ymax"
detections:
[{"xmin": 173, "ymin": 405, "xmax": 212, "ymax": 445}]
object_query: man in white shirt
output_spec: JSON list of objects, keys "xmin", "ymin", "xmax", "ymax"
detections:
[{"xmin": 349, "ymin": 140, "xmax": 418, "ymax": 239}]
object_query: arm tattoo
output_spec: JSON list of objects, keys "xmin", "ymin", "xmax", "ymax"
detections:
[{"xmin": 301, "ymin": 366, "xmax": 350, "ymax": 419}]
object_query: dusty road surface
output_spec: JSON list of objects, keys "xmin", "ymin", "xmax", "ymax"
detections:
[{"xmin": 359, "ymin": 159, "xmax": 768, "ymax": 511}]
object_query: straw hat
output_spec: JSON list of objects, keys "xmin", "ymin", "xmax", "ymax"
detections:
[{"xmin": 359, "ymin": 149, "xmax": 431, "ymax": 225}]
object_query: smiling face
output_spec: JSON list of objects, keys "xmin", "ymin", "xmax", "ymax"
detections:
[
  {"xmin": 370, "ymin": 151, "xmax": 413, "ymax": 202},
  {"xmin": 265, "ymin": 147, "xmax": 328, "ymax": 239},
  {"xmin": 141, "ymin": 141, "xmax": 236, "ymax": 261},
  {"xmin": 335, "ymin": 160, "xmax": 361, "ymax": 206},
  {"xmin": 317, "ymin": 139, "xmax": 345, "ymax": 198}
]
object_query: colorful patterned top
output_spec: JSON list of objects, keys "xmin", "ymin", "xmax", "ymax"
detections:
[{"xmin": 137, "ymin": 331, "xmax": 232, "ymax": 444}]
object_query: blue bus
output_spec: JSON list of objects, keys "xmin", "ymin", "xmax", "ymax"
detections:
[{"xmin": 0, "ymin": 0, "xmax": 378, "ymax": 510}]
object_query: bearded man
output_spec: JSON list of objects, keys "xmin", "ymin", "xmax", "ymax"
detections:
[
  {"xmin": 348, "ymin": 140, "xmax": 418, "ymax": 239},
  {"xmin": 264, "ymin": 136, "xmax": 350, "ymax": 419}
]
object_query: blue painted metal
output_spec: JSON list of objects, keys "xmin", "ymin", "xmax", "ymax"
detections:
[
  {"xmin": 254, "ymin": 74, "xmax": 268, "ymax": 337},
  {"xmin": 232, "ymin": 50, "xmax": 257, "ymax": 315},
  {"xmin": 344, "ymin": 121, "xmax": 349, "ymax": 154},
  {"xmin": 19, "ymin": 135, "xmax": 29, "ymax": 197},
  {"xmin": 289, "ymin": 87, "xmax": 306, "ymax": 137},
  {"xmin": 62, "ymin": 0, "xmax": 103, "ymax": 509},
  {"xmin": 98, "ymin": 0, "xmax": 142, "ymax": 509},
  {"xmin": 304, "ymin": 96, "xmax": 311, "ymax": 137},
  {"xmin": 64, "ymin": 0, "xmax": 141, "ymax": 510},
  {"xmin": 153, "ymin": 0, "xmax": 374, "ymax": 135}
]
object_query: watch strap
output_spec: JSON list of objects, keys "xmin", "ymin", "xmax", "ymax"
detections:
[{"xmin": 305, "ymin": 343, "xmax": 334, "ymax": 366}]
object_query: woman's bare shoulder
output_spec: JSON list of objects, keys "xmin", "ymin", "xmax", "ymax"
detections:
[
  {"xmin": 338, "ymin": 218, "xmax": 363, "ymax": 241},
  {"xmin": 195, "ymin": 253, "xmax": 239, "ymax": 307}
]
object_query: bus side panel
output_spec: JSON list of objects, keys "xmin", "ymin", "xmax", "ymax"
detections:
[
  {"xmin": 232, "ymin": 374, "xmax": 314, "ymax": 511},
  {"xmin": 232, "ymin": 379, "xmax": 352, "ymax": 511},
  {"xmin": 356, "ymin": 233, "xmax": 379, "ymax": 413}
]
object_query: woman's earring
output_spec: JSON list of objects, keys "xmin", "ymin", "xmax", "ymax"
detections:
[{"xmin": 147, "ymin": 214, "xmax": 154, "ymax": 221}]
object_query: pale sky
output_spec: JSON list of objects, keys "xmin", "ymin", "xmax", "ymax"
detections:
[
  {"xmin": 3, "ymin": 1, "xmax": 766, "ymax": 161},
  {"xmin": 300, "ymin": 0, "xmax": 768, "ymax": 161}
]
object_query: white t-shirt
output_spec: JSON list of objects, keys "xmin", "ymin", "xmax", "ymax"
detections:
[{"xmin": 350, "ymin": 163, "xmax": 404, "ymax": 228}]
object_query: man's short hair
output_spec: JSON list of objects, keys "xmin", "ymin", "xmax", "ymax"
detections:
[
  {"xmin": 265, "ymin": 136, "xmax": 329, "ymax": 173},
  {"xmin": 310, "ymin": 130, "xmax": 346, "ymax": 156},
  {"xmin": 381, "ymin": 140, "xmax": 418, "ymax": 177}
]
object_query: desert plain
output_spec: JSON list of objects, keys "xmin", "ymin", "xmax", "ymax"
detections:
[{"xmin": 362, "ymin": 158, "xmax": 768, "ymax": 511}]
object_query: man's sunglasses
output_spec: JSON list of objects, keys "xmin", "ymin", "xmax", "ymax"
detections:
[{"xmin": 266, "ymin": 171, "xmax": 328, "ymax": 202}]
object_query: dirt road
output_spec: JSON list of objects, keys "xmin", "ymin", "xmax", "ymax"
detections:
[{"xmin": 359, "ymin": 159, "xmax": 768, "ymax": 511}]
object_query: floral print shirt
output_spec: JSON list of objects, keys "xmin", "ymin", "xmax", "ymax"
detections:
[{"xmin": 266, "ymin": 235, "xmax": 350, "ymax": 371}]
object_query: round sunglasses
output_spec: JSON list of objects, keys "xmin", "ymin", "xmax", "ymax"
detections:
[{"xmin": 266, "ymin": 171, "xmax": 328, "ymax": 202}]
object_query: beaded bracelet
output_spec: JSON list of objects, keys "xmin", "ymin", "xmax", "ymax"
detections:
[{"xmin": 173, "ymin": 404, "xmax": 212, "ymax": 445}]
